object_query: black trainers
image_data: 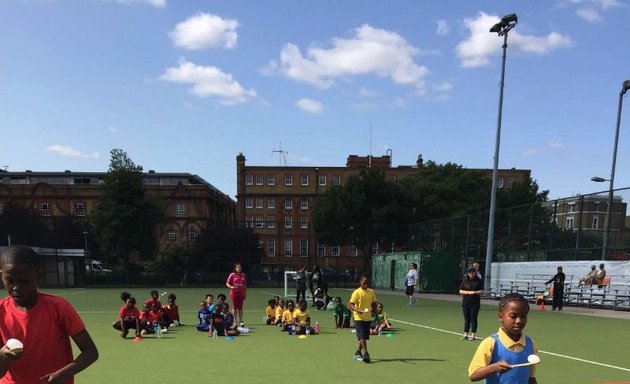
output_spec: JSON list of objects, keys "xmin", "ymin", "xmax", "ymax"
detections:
[
  {"xmin": 363, "ymin": 353, "xmax": 371, "ymax": 363},
  {"xmin": 353, "ymin": 351, "xmax": 363, "ymax": 361}
]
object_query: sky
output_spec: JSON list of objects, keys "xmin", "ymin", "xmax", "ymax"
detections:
[{"xmin": 1, "ymin": 0, "xmax": 629, "ymax": 201}]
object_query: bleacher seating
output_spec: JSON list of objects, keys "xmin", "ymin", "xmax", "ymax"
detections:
[{"xmin": 496, "ymin": 273, "xmax": 630, "ymax": 311}]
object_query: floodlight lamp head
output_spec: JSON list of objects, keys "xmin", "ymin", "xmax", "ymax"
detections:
[
  {"xmin": 502, "ymin": 14, "xmax": 518, "ymax": 24},
  {"xmin": 490, "ymin": 23, "xmax": 503, "ymax": 34},
  {"xmin": 591, "ymin": 176, "xmax": 606, "ymax": 183},
  {"xmin": 622, "ymin": 80, "xmax": 630, "ymax": 94}
]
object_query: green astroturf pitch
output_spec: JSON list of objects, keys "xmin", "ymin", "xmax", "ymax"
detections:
[{"xmin": 37, "ymin": 287, "xmax": 630, "ymax": 384}]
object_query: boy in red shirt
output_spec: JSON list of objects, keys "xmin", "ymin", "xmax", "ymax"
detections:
[{"xmin": 0, "ymin": 245, "xmax": 98, "ymax": 383}]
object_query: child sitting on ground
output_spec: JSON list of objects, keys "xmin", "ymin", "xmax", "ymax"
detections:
[
  {"xmin": 332, "ymin": 296, "xmax": 351, "ymax": 329},
  {"xmin": 265, "ymin": 299, "xmax": 277, "ymax": 325},
  {"xmin": 370, "ymin": 302, "xmax": 392, "ymax": 335},
  {"xmin": 292, "ymin": 300, "xmax": 311, "ymax": 335},
  {"xmin": 139, "ymin": 303, "xmax": 157, "ymax": 335},
  {"xmin": 196, "ymin": 301, "xmax": 212, "ymax": 332},
  {"xmin": 163, "ymin": 293, "xmax": 180, "ymax": 327},
  {"xmin": 281, "ymin": 300, "xmax": 296, "ymax": 331},
  {"xmin": 274, "ymin": 299, "xmax": 285, "ymax": 326},
  {"xmin": 222, "ymin": 303, "xmax": 240, "ymax": 336},
  {"xmin": 210, "ymin": 303, "xmax": 226, "ymax": 337},
  {"xmin": 205, "ymin": 294, "xmax": 216, "ymax": 314},
  {"xmin": 145, "ymin": 289, "xmax": 162, "ymax": 310}
]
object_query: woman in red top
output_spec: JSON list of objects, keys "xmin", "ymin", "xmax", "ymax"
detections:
[{"xmin": 225, "ymin": 262, "xmax": 247, "ymax": 326}]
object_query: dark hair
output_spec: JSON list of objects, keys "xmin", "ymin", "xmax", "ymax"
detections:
[
  {"xmin": 499, "ymin": 293, "xmax": 529, "ymax": 312},
  {"xmin": 150, "ymin": 289, "xmax": 159, "ymax": 296},
  {"xmin": 120, "ymin": 291, "xmax": 132, "ymax": 302},
  {"xmin": 268, "ymin": 298, "xmax": 276, "ymax": 305},
  {"xmin": 206, "ymin": 294, "xmax": 213, "ymax": 299},
  {"xmin": 127, "ymin": 296, "xmax": 136, "ymax": 305},
  {"xmin": 168, "ymin": 293, "xmax": 176, "ymax": 301},
  {"xmin": 286, "ymin": 299, "xmax": 295, "ymax": 307},
  {"xmin": 298, "ymin": 299, "xmax": 307, "ymax": 307},
  {"xmin": 217, "ymin": 293, "xmax": 227, "ymax": 301},
  {"xmin": 334, "ymin": 296, "xmax": 343, "ymax": 303},
  {"xmin": 410, "ymin": 263, "xmax": 417, "ymax": 269},
  {"xmin": 0, "ymin": 245, "xmax": 40, "ymax": 269}
]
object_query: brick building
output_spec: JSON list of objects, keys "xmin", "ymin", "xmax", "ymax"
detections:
[
  {"xmin": 0, "ymin": 169, "xmax": 236, "ymax": 250},
  {"xmin": 236, "ymin": 153, "xmax": 530, "ymax": 275}
]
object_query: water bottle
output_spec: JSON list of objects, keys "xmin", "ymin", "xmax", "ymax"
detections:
[
  {"xmin": 212, "ymin": 329, "xmax": 218, "ymax": 339},
  {"xmin": 306, "ymin": 325, "xmax": 311, "ymax": 335},
  {"xmin": 154, "ymin": 323, "xmax": 161, "ymax": 338},
  {"xmin": 378, "ymin": 326, "xmax": 382, "ymax": 336},
  {"xmin": 315, "ymin": 322, "xmax": 320, "ymax": 334}
]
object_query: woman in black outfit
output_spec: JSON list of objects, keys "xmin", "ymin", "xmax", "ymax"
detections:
[{"xmin": 458, "ymin": 267, "xmax": 484, "ymax": 341}]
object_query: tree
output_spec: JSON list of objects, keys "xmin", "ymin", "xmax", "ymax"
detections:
[
  {"xmin": 313, "ymin": 168, "xmax": 408, "ymax": 271},
  {"xmin": 401, "ymin": 161, "xmax": 490, "ymax": 223},
  {"xmin": 0, "ymin": 203, "xmax": 48, "ymax": 246},
  {"xmin": 90, "ymin": 149, "xmax": 165, "ymax": 281}
]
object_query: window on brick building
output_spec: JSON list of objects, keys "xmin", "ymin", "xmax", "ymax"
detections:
[
  {"xmin": 40, "ymin": 202, "xmax": 51, "ymax": 216},
  {"xmin": 268, "ymin": 198, "xmax": 275, "ymax": 209},
  {"xmin": 317, "ymin": 242, "xmax": 325, "ymax": 257},
  {"xmin": 267, "ymin": 175, "xmax": 276, "ymax": 185},
  {"xmin": 285, "ymin": 175, "xmax": 293, "ymax": 186},
  {"xmin": 318, "ymin": 175, "xmax": 326, "ymax": 186},
  {"xmin": 267, "ymin": 240, "xmax": 276, "ymax": 256},
  {"xmin": 245, "ymin": 175, "xmax": 253, "ymax": 185},
  {"xmin": 176, "ymin": 203, "xmax": 187, "ymax": 217},
  {"xmin": 300, "ymin": 199, "xmax": 308, "ymax": 210},
  {"xmin": 166, "ymin": 230, "xmax": 177, "ymax": 241},
  {"xmin": 332, "ymin": 245, "xmax": 340, "ymax": 257},
  {"xmin": 267, "ymin": 216, "xmax": 276, "ymax": 228},
  {"xmin": 74, "ymin": 202, "xmax": 86, "ymax": 217},
  {"xmin": 256, "ymin": 199, "xmax": 264, "ymax": 209},
  {"xmin": 301, "ymin": 175, "xmax": 309, "ymax": 186},
  {"xmin": 256, "ymin": 175, "xmax": 263, "ymax": 185},
  {"xmin": 284, "ymin": 240, "xmax": 293, "ymax": 256},
  {"xmin": 284, "ymin": 216, "xmax": 293, "ymax": 229},
  {"xmin": 332, "ymin": 175, "xmax": 341, "ymax": 186},
  {"xmin": 245, "ymin": 198, "xmax": 253, "ymax": 209},
  {"xmin": 300, "ymin": 240, "xmax": 308, "ymax": 256},
  {"xmin": 284, "ymin": 199, "xmax": 293, "ymax": 209},
  {"xmin": 300, "ymin": 217, "xmax": 308, "ymax": 228}
]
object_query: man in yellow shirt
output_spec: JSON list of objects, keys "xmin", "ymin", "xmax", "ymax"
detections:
[{"xmin": 349, "ymin": 276, "xmax": 377, "ymax": 363}]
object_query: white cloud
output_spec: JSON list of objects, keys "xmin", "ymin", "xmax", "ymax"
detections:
[
  {"xmin": 436, "ymin": 19, "xmax": 450, "ymax": 36},
  {"xmin": 456, "ymin": 12, "xmax": 573, "ymax": 68},
  {"xmin": 170, "ymin": 13, "xmax": 238, "ymax": 50},
  {"xmin": 267, "ymin": 24, "xmax": 429, "ymax": 90},
  {"xmin": 548, "ymin": 141, "xmax": 564, "ymax": 149},
  {"xmin": 576, "ymin": 7, "xmax": 603, "ymax": 23},
  {"xmin": 522, "ymin": 148, "xmax": 538, "ymax": 156},
  {"xmin": 296, "ymin": 98, "xmax": 324, "ymax": 114},
  {"xmin": 108, "ymin": 126, "xmax": 119, "ymax": 133},
  {"xmin": 393, "ymin": 97, "xmax": 407, "ymax": 108},
  {"xmin": 47, "ymin": 145, "xmax": 100, "ymax": 159},
  {"xmin": 107, "ymin": 0, "xmax": 166, "ymax": 7},
  {"xmin": 359, "ymin": 86, "xmax": 378, "ymax": 98},
  {"xmin": 159, "ymin": 59, "xmax": 256, "ymax": 105}
]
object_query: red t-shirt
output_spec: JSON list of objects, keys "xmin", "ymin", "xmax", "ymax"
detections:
[
  {"xmin": 119, "ymin": 305, "xmax": 140, "ymax": 322},
  {"xmin": 144, "ymin": 298, "xmax": 162, "ymax": 309},
  {"xmin": 140, "ymin": 310, "xmax": 159, "ymax": 324},
  {"xmin": 163, "ymin": 304, "xmax": 179, "ymax": 321},
  {"xmin": 0, "ymin": 293, "xmax": 85, "ymax": 384},
  {"xmin": 226, "ymin": 272, "xmax": 247, "ymax": 296}
]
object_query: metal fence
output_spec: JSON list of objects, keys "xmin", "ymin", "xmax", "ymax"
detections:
[{"xmin": 407, "ymin": 187, "xmax": 630, "ymax": 263}]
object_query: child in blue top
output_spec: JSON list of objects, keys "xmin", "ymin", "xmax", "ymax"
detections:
[
  {"xmin": 196, "ymin": 301, "xmax": 212, "ymax": 332},
  {"xmin": 468, "ymin": 293, "xmax": 538, "ymax": 384}
]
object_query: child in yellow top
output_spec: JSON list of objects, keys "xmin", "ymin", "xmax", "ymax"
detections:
[
  {"xmin": 292, "ymin": 299, "xmax": 311, "ymax": 335},
  {"xmin": 468, "ymin": 293, "xmax": 538, "ymax": 384},
  {"xmin": 274, "ymin": 299, "xmax": 285, "ymax": 326},
  {"xmin": 264, "ymin": 299, "xmax": 276, "ymax": 325},
  {"xmin": 281, "ymin": 300, "xmax": 296, "ymax": 331}
]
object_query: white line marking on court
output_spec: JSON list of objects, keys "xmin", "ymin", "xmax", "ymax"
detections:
[{"xmin": 391, "ymin": 318, "xmax": 630, "ymax": 373}]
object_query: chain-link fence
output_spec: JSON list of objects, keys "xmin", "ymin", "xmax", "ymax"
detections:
[{"xmin": 408, "ymin": 187, "xmax": 630, "ymax": 263}]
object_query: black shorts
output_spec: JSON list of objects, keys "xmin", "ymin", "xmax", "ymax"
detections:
[
  {"xmin": 406, "ymin": 285, "xmax": 415, "ymax": 296},
  {"xmin": 355, "ymin": 321, "xmax": 371, "ymax": 340}
]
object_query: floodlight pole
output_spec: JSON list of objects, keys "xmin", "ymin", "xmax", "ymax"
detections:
[
  {"xmin": 601, "ymin": 80, "xmax": 630, "ymax": 260},
  {"xmin": 485, "ymin": 15, "xmax": 516, "ymax": 292}
]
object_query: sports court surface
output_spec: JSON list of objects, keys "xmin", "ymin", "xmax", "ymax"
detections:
[{"xmin": 40, "ymin": 287, "xmax": 630, "ymax": 383}]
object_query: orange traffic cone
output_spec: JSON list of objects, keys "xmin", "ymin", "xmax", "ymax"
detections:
[{"xmin": 539, "ymin": 300, "xmax": 545, "ymax": 312}]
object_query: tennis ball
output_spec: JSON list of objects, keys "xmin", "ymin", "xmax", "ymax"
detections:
[{"xmin": 6, "ymin": 338, "xmax": 23, "ymax": 353}]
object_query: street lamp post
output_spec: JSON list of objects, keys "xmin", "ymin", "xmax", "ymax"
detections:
[
  {"xmin": 83, "ymin": 231, "xmax": 89, "ymax": 259},
  {"xmin": 596, "ymin": 80, "xmax": 630, "ymax": 260},
  {"xmin": 484, "ymin": 14, "xmax": 518, "ymax": 292}
]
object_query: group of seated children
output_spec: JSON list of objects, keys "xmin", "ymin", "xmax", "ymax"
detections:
[
  {"xmin": 579, "ymin": 263, "xmax": 607, "ymax": 287},
  {"xmin": 264, "ymin": 295, "xmax": 392, "ymax": 335},
  {"xmin": 196, "ymin": 293, "xmax": 241, "ymax": 337},
  {"xmin": 113, "ymin": 290, "xmax": 181, "ymax": 339},
  {"xmin": 265, "ymin": 297, "xmax": 313, "ymax": 335}
]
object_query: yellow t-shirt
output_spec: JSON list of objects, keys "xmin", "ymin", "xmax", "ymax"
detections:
[
  {"xmin": 349, "ymin": 287, "xmax": 377, "ymax": 321},
  {"xmin": 468, "ymin": 328, "xmax": 539, "ymax": 378},
  {"xmin": 275, "ymin": 306, "xmax": 284, "ymax": 320},
  {"xmin": 281, "ymin": 309, "xmax": 294, "ymax": 325},
  {"xmin": 292, "ymin": 308, "xmax": 310, "ymax": 325},
  {"xmin": 265, "ymin": 305, "xmax": 275, "ymax": 318}
]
